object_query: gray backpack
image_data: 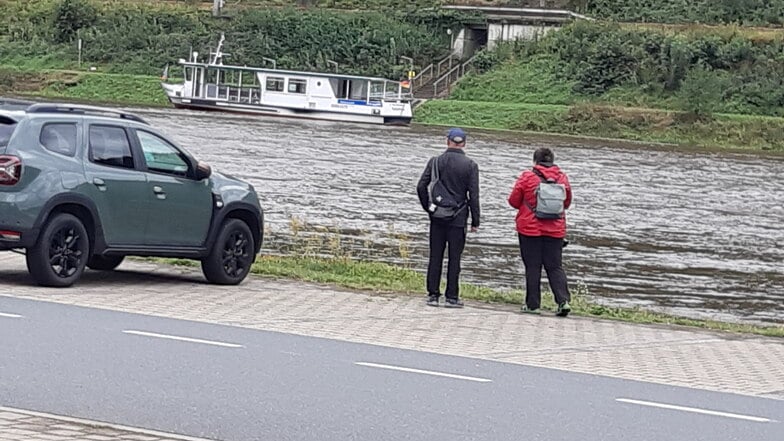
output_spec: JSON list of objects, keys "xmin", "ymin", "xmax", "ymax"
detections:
[{"xmin": 525, "ymin": 169, "xmax": 566, "ymax": 219}]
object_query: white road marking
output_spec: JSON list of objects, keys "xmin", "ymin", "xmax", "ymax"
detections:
[
  {"xmin": 355, "ymin": 362, "xmax": 492, "ymax": 383},
  {"xmin": 122, "ymin": 330, "xmax": 244, "ymax": 348},
  {"xmin": 0, "ymin": 312, "xmax": 23, "ymax": 318},
  {"xmin": 0, "ymin": 406, "xmax": 219, "ymax": 441},
  {"xmin": 616, "ymin": 398, "xmax": 774, "ymax": 423}
]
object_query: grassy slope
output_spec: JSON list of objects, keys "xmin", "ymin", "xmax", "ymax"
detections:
[
  {"xmin": 0, "ymin": 67, "xmax": 169, "ymax": 107},
  {"xmin": 415, "ymin": 100, "xmax": 784, "ymax": 151},
  {"xmin": 415, "ymin": 53, "xmax": 784, "ymax": 151}
]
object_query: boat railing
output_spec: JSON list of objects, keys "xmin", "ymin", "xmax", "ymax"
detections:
[{"xmin": 205, "ymin": 83, "xmax": 261, "ymax": 104}]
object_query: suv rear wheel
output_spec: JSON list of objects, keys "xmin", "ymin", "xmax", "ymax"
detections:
[
  {"xmin": 202, "ymin": 218, "xmax": 255, "ymax": 285},
  {"xmin": 26, "ymin": 213, "xmax": 90, "ymax": 287},
  {"xmin": 87, "ymin": 255, "xmax": 125, "ymax": 271}
]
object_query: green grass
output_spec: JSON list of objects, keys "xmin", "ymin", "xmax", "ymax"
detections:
[
  {"xmin": 160, "ymin": 255, "xmax": 784, "ymax": 338},
  {"xmin": 450, "ymin": 55, "xmax": 575, "ymax": 105},
  {"xmin": 0, "ymin": 66, "xmax": 169, "ymax": 107},
  {"xmin": 415, "ymin": 99, "xmax": 784, "ymax": 151},
  {"xmin": 39, "ymin": 72, "xmax": 169, "ymax": 107}
]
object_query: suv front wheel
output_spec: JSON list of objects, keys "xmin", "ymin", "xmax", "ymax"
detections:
[
  {"xmin": 26, "ymin": 213, "xmax": 90, "ymax": 287},
  {"xmin": 201, "ymin": 218, "xmax": 255, "ymax": 285}
]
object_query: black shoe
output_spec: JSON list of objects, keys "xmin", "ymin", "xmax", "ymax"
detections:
[
  {"xmin": 444, "ymin": 298, "xmax": 464, "ymax": 308},
  {"xmin": 556, "ymin": 301, "xmax": 572, "ymax": 317},
  {"xmin": 426, "ymin": 295, "xmax": 439, "ymax": 307}
]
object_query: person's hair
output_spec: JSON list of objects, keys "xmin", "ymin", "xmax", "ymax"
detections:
[{"xmin": 533, "ymin": 148, "xmax": 555, "ymax": 165}]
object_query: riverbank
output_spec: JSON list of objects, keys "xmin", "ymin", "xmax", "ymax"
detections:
[
  {"xmin": 162, "ymin": 255, "xmax": 784, "ymax": 338},
  {"xmin": 4, "ymin": 67, "xmax": 784, "ymax": 152},
  {"xmin": 0, "ymin": 67, "xmax": 168, "ymax": 107},
  {"xmin": 415, "ymin": 100, "xmax": 784, "ymax": 152}
]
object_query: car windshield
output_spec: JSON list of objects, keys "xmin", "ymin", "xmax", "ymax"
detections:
[{"xmin": 0, "ymin": 116, "xmax": 19, "ymax": 149}]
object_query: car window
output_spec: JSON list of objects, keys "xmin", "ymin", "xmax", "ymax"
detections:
[
  {"xmin": 136, "ymin": 130, "xmax": 189, "ymax": 177},
  {"xmin": 0, "ymin": 117, "xmax": 18, "ymax": 148},
  {"xmin": 40, "ymin": 123, "xmax": 77, "ymax": 156},
  {"xmin": 89, "ymin": 125, "xmax": 134, "ymax": 169}
]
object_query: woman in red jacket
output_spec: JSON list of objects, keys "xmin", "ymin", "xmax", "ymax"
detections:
[{"xmin": 508, "ymin": 148, "xmax": 573, "ymax": 316}]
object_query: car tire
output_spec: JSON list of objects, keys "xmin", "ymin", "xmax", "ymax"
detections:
[
  {"xmin": 26, "ymin": 213, "xmax": 90, "ymax": 288},
  {"xmin": 202, "ymin": 218, "xmax": 255, "ymax": 285},
  {"xmin": 87, "ymin": 255, "xmax": 125, "ymax": 271}
]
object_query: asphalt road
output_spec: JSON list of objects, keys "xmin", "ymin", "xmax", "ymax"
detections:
[{"xmin": 1, "ymin": 296, "xmax": 782, "ymax": 441}]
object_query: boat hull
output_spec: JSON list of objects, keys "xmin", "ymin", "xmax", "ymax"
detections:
[{"xmin": 167, "ymin": 97, "xmax": 411, "ymax": 126}]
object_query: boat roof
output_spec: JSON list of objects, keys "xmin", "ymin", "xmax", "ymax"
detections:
[{"xmin": 178, "ymin": 61, "xmax": 402, "ymax": 83}]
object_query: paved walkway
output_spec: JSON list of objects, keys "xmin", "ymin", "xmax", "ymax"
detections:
[
  {"xmin": 2, "ymin": 253, "xmax": 784, "ymax": 439},
  {"xmin": 0, "ymin": 407, "xmax": 211, "ymax": 441}
]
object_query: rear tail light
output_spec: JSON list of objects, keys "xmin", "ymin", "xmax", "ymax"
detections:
[
  {"xmin": 0, "ymin": 155, "xmax": 21, "ymax": 186},
  {"xmin": 0, "ymin": 230, "xmax": 21, "ymax": 241}
]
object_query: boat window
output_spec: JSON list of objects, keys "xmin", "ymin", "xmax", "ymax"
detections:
[
  {"xmin": 385, "ymin": 81, "xmax": 399, "ymax": 98},
  {"xmin": 288, "ymin": 79, "xmax": 307, "ymax": 94},
  {"xmin": 330, "ymin": 79, "xmax": 349, "ymax": 99},
  {"xmin": 206, "ymin": 70, "xmax": 218, "ymax": 84},
  {"xmin": 184, "ymin": 68, "xmax": 193, "ymax": 82},
  {"xmin": 369, "ymin": 81, "xmax": 385, "ymax": 100},
  {"xmin": 349, "ymin": 81, "xmax": 368, "ymax": 101},
  {"xmin": 266, "ymin": 77, "xmax": 285, "ymax": 92}
]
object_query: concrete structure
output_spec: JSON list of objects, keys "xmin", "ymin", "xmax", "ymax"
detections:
[{"xmin": 444, "ymin": 5, "xmax": 592, "ymax": 58}]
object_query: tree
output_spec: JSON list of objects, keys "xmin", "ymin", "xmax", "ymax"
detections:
[
  {"xmin": 53, "ymin": 0, "xmax": 97, "ymax": 44},
  {"xmin": 678, "ymin": 65, "xmax": 730, "ymax": 118}
]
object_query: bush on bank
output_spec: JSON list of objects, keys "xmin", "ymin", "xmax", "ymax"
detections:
[
  {"xmin": 456, "ymin": 21, "xmax": 784, "ymax": 117},
  {"xmin": 579, "ymin": 0, "xmax": 784, "ymax": 27},
  {"xmin": 0, "ymin": 0, "xmax": 476, "ymax": 77}
]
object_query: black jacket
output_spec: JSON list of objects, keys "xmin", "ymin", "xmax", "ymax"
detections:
[{"xmin": 417, "ymin": 148, "xmax": 480, "ymax": 228}]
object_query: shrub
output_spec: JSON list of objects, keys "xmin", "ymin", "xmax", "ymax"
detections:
[{"xmin": 677, "ymin": 65, "xmax": 730, "ymax": 117}]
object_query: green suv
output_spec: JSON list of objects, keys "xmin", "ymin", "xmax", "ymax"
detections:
[{"xmin": 0, "ymin": 102, "xmax": 263, "ymax": 287}]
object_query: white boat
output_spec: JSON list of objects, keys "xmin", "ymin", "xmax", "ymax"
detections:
[{"xmin": 161, "ymin": 35, "xmax": 414, "ymax": 125}]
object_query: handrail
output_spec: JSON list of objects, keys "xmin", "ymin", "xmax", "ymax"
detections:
[
  {"xmin": 413, "ymin": 63, "xmax": 434, "ymax": 88},
  {"xmin": 460, "ymin": 54, "xmax": 479, "ymax": 77},
  {"xmin": 432, "ymin": 63, "xmax": 462, "ymax": 97},
  {"xmin": 431, "ymin": 54, "xmax": 479, "ymax": 97},
  {"xmin": 436, "ymin": 55, "xmax": 458, "ymax": 77}
]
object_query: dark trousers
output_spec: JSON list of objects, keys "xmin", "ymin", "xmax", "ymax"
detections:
[
  {"xmin": 427, "ymin": 222, "xmax": 466, "ymax": 300},
  {"xmin": 518, "ymin": 234, "xmax": 570, "ymax": 309}
]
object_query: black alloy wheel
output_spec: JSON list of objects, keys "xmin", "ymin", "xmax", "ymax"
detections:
[
  {"xmin": 26, "ymin": 213, "xmax": 90, "ymax": 287},
  {"xmin": 202, "ymin": 218, "xmax": 255, "ymax": 285}
]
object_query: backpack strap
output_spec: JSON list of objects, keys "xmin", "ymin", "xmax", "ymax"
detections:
[
  {"xmin": 427, "ymin": 155, "xmax": 439, "ymax": 205},
  {"xmin": 523, "ymin": 168, "xmax": 558, "ymax": 213},
  {"xmin": 532, "ymin": 168, "xmax": 557, "ymax": 183}
]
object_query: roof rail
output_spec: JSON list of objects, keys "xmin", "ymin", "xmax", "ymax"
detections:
[{"xmin": 25, "ymin": 103, "xmax": 149, "ymax": 125}]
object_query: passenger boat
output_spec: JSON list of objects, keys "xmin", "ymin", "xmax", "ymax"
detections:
[{"xmin": 161, "ymin": 35, "xmax": 414, "ymax": 125}]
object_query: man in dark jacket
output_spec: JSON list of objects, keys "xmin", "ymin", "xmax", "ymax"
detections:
[{"xmin": 417, "ymin": 128, "xmax": 480, "ymax": 308}]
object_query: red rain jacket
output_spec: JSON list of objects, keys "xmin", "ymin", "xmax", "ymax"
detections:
[{"xmin": 508, "ymin": 164, "xmax": 572, "ymax": 238}]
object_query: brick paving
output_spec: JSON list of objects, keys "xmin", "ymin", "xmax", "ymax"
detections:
[
  {"xmin": 0, "ymin": 408, "xmax": 213, "ymax": 441},
  {"xmin": 2, "ymin": 253, "xmax": 784, "ymax": 439}
]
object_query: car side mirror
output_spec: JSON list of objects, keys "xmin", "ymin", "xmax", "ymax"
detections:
[{"xmin": 194, "ymin": 161, "xmax": 212, "ymax": 180}]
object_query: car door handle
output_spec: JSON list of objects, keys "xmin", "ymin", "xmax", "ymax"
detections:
[
  {"xmin": 153, "ymin": 185, "xmax": 166, "ymax": 200},
  {"xmin": 93, "ymin": 178, "xmax": 107, "ymax": 191}
]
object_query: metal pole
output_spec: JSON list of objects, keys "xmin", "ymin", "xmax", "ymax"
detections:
[{"xmin": 77, "ymin": 39, "xmax": 82, "ymax": 68}]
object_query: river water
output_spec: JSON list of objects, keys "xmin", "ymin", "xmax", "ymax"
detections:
[{"xmin": 135, "ymin": 108, "xmax": 784, "ymax": 325}]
